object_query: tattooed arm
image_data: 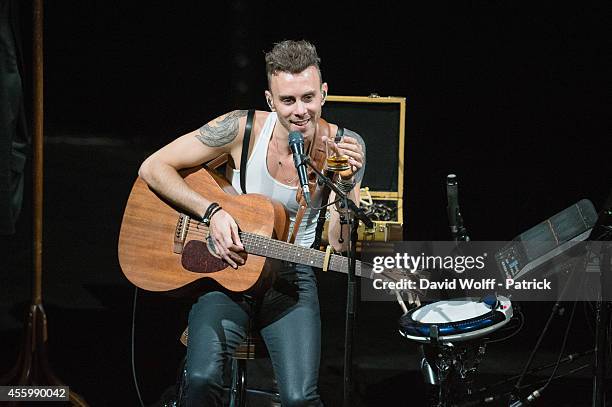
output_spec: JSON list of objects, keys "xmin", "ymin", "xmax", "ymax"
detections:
[
  {"xmin": 195, "ymin": 110, "xmax": 247, "ymax": 147},
  {"xmin": 138, "ymin": 110, "xmax": 249, "ymax": 267},
  {"xmin": 139, "ymin": 110, "xmax": 247, "ymax": 197}
]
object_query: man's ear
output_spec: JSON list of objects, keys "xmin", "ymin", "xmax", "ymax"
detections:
[
  {"xmin": 321, "ymin": 83, "xmax": 329, "ymax": 105},
  {"xmin": 264, "ymin": 90, "xmax": 275, "ymax": 111}
]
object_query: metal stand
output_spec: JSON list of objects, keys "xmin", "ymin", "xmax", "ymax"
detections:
[
  {"xmin": 592, "ymin": 289, "xmax": 610, "ymax": 407},
  {"xmin": 590, "ymin": 200, "xmax": 612, "ymax": 407},
  {"xmin": 342, "ymin": 214, "xmax": 360, "ymax": 407},
  {"xmin": 302, "ymin": 156, "xmax": 373, "ymax": 407},
  {"xmin": 422, "ymin": 340, "xmax": 488, "ymax": 407}
]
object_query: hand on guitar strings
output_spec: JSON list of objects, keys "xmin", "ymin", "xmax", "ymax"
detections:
[{"xmin": 208, "ymin": 209, "xmax": 245, "ymax": 269}]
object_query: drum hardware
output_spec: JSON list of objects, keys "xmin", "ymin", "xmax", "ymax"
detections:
[
  {"xmin": 424, "ymin": 341, "xmax": 487, "ymax": 405},
  {"xmin": 396, "ymin": 175, "xmax": 501, "ymax": 406},
  {"xmin": 399, "ymin": 297, "xmax": 513, "ymax": 343},
  {"xmin": 399, "ymin": 296, "xmax": 514, "ymax": 407},
  {"xmin": 402, "ymin": 178, "xmax": 609, "ymax": 406}
]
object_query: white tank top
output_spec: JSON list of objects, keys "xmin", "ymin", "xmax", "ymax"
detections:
[{"xmin": 230, "ymin": 113, "xmax": 320, "ymax": 247}]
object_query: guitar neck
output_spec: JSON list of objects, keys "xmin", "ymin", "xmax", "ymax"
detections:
[{"xmin": 240, "ymin": 231, "xmax": 367, "ymax": 278}]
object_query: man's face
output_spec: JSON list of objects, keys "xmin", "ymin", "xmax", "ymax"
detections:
[{"xmin": 266, "ymin": 65, "xmax": 327, "ymax": 141}]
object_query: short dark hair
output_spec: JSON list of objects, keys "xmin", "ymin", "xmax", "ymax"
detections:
[{"xmin": 265, "ymin": 40, "xmax": 322, "ymax": 86}]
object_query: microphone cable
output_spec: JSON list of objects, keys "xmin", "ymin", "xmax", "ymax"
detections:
[
  {"xmin": 530, "ymin": 297, "xmax": 579, "ymax": 402},
  {"xmin": 485, "ymin": 306, "xmax": 525, "ymax": 345},
  {"xmin": 474, "ymin": 349, "xmax": 593, "ymax": 396},
  {"xmin": 511, "ymin": 269, "xmax": 577, "ymax": 396},
  {"xmin": 459, "ymin": 363, "xmax": 590, "ymax": 407},
  {"xmin": 539, "ymin": 258, "xmax": 587, "ymax": 392},
  {"xmin": 511, "ymin": 262, "xmax": 586, "ymax": 406},
  {"xmin": 132, "ymin": 286, "xmax": 146, "ymax": 407},
  {"xmin": 609, "ymin": 317, "xmax": 612, "ymax": 368}
]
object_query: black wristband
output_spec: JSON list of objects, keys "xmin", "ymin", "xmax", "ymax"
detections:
[
  {"xmin": 208, "ymin": 206, "xmax": 223, "ymax": 223},
  {"xmin": 201, "ymin": 202, "xmax": 220, "ymax": 226},
  {"xmin": 335, "ymin": 178, "xmax": 356, "ymax": 194}
]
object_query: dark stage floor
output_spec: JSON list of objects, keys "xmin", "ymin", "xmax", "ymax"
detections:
[{"xmin": 0, "ymin": 139, "xmax": 608, "ymax": 407}]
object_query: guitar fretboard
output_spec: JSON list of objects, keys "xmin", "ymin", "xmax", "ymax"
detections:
[{"xmin": 239, "ymin": 231, "xmax": 366, "ymax": 278}]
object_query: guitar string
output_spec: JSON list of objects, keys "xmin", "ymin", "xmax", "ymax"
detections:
[
  {"xmin": 179, "ymin": 224, "xmax": 415, "ymax": 298},
  {"xmin": 184, "ymin": 225, "xmax": 317, "ymax": 265},
  {"xmin": 182, "ymin": 224, "xmax": 419, "ymax": 287},
  {"xmin": 179, "ymin": 225, "xmax": 417, "ymax": 298},
  {"xmin": 185, "ymin": 219, "xmax": 310, "ymax": 258},
  {"xmin": 182, "ymin": 220, "xmax": 379, "ymax": 278},
  {"xmin": 183, "ymin": 221, "xmax": 346, "ymax": 271},
  {"xmin": 181, "ymin": 223, "xmax": 408, "ymax": 286}
]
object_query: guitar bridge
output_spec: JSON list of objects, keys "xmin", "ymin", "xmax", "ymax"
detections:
[{"xmin": 174, "ymin": 213, "xmax": 190, "ymax": 254}]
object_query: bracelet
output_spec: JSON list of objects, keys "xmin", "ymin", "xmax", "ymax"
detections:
[
  {"xmin": 209, "ymin": 206, "xmax": 223, "ymax": 223},
  {"xmin": 335, "ymin": 177, "xmax": 356, "ymax": 194},
  {"xmin": 201, "ymin": 202, "xmax": 221, "ymax": 226}
]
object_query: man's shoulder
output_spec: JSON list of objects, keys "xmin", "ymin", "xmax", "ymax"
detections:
[
  {"xmin": 343, "ymin": 128, "xmax": 365, "ymax": 147},
  {"xmin": 236, "ymin": 109, "xmax": 272, "ymax": 130},
  {"xmin": 225, "ymin": 110, "xmax": 272, "ymax": 157},
  {"xmin": 322, "ymin": 122, "xmax": 364, "ymax": 143},
  {"xmin": 252, "ymin": 110, "xmax": 272, "ymax": 124},
  {"xmin": 214, "ymin": 109, "xmax": 270, "ymax": 125},
  {"xmin": 342, "ymin": 127, "xmax": 361, "ymax": 138},
  {"xmin": 250, "ymin": 110, "xmax": 272, "ymax": 139},
  {"xmin": 215, "ymin": 110, "xmax": 271, "ymax": 146}
]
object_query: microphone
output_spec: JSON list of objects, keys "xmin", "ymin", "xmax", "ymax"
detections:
[
  {"xmin": 288, "ymin": 131, "xmax": 311, "ymax": 206},
  {"xmin": 446, "ymin": 174, "xmax": 459, "ymax": 237},
  {"xmin": 446, "ymin": 174, "xmax": 469, "ymax": 241}
]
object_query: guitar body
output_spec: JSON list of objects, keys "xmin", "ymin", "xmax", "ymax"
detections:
[{"xmin": 118, "ymin": 167, "xmax": 290, "ymax": 293}]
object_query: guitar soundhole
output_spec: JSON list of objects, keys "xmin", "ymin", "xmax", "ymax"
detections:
[{"xmin": 181, "ymin": 240, "xmax": 227, "ymax": 273}]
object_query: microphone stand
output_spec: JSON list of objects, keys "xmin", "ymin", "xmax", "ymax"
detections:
[
  {"xmin": 592, "ymin": 243, "xmax": 610, "ymax": 407},
  {"xmin": 589, "ymin": 196, "xmax": 612, "ymax": 407},
  {"xmin": 301, "ymin": 156, "xmax": 373, "ymax": 407}
]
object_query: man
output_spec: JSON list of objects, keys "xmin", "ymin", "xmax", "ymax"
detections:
[{"xmin": 139, "ymin": 40, "xmax": 365, "ymax": 406}]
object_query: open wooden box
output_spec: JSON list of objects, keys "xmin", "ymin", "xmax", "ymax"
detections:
[{"xmin": 322, "ymin": 94, "xmax": 406, "ymax": 244}]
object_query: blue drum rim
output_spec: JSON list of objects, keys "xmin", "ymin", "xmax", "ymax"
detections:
[{"xmin": 399, "ymin": 307, "xmax": 507, "ymax": 338}]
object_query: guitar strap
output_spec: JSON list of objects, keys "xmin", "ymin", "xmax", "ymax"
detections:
[{"xmin": 239, "ymin": 109, "xmax": 256, "ymax": 194}]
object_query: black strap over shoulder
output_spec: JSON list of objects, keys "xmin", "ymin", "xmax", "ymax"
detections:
[{"xmin": 240, "ymin": 109, "xmax": 255, "ymax": 194}]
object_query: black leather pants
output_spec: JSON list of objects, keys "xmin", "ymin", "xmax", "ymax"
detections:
[{"xmin": 182, "ymin": 263, "xmax": 324, "ymax": 407}]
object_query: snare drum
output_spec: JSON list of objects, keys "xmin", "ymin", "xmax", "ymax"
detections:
[{"xmin": 399, "ymin": 297, "xmax": 512, "ymax": 343}]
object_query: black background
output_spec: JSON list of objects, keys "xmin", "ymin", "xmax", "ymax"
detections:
[
  {"xmin": 2, "ymin": 1, "xmax": 610, "ymax": 406},
  {"xmin": 40, "ymin": 1, "xmax": 610, "ymax": 239}
]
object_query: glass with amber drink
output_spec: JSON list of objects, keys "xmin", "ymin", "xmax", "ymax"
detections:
[{"xmin": 325, "ymin": 138, "xmax": 351, "ymax": 173}]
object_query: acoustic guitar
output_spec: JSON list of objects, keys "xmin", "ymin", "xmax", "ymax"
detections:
[{"xmin": 118, "ymin": 166, "xmax": 411, "ymax": 294}]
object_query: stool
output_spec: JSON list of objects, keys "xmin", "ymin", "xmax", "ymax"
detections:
[{"xmin": 179, "ymin": 327, "xmax": 280, "ymax": 407}]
